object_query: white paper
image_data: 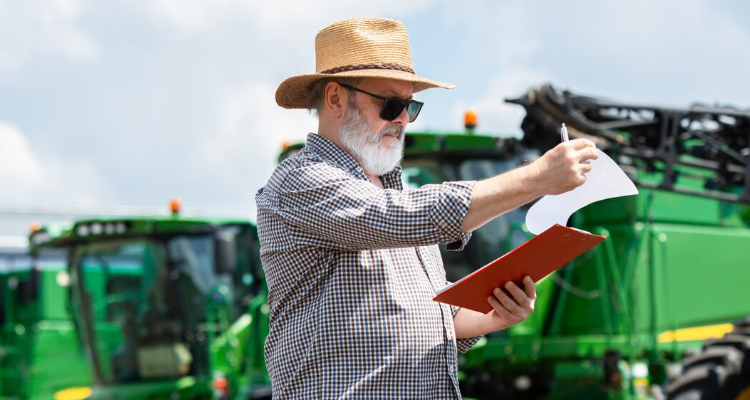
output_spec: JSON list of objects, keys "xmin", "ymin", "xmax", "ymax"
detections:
[{"xmin": 525, "ymin": 149, "xmax": 639, "ymax": 235}]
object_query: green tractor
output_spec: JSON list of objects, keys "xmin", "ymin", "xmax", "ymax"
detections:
[
  {"xmin": 1, "ymin": 225, "xmax": 91, "ymax": 400},
  {"xmin": 26, "ymin": 211, "xmax": 271, "ymax": 400}
]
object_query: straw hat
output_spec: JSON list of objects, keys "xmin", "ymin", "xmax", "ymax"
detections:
[{"xmin": 275, "ymin": 17, "xmax": 456, "ymax": 109}]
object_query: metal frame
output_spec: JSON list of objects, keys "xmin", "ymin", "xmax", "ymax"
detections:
[{"xmin": 507, "ymin": 84, "xmax": 750, "ymax": 204}]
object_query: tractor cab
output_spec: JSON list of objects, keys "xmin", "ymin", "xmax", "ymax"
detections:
[
  {"xmin": 400, "ymin": 130, "xmax": 538, "ymax": 281},
  {"xmin": 30, "ymin": 213, "xmax": 269, "ymax": 399}
]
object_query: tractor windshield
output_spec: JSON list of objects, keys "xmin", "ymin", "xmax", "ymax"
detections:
[{"xmin": 68, "ymin": 226, "xmax": 256, "ymax": 384}]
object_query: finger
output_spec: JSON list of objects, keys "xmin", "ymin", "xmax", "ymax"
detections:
[
  {"xmin": 493, "ymin": 287, "xmax": 523, "ymax": 316},
  {"xmin": 522, "ymin": 276, "xmax": 537, "ymax": 299},
  {"xmin": 576, "ymin": 147, "xmax": 598, "ymax": 162},
  {"xmin": 487, "ymin": 295, "xmax": 520, "ymax": 321},
  {"xmin": 580, "ymin": 162, "xmax": 593, "ymax": 174},
  {"xmin": 505, "ymin": 281, "xmax": 531, "ymax": 307},
  {"xmin": 569, "ymin": 138, "xmax": 596, "ymax": 150}
]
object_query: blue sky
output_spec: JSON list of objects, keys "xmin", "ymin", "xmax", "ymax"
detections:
[{"xmin": 1, "ymin": 0, "xmax": 749, "ymax": 220}]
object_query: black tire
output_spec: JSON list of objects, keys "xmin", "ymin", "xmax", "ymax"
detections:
[{"xmin": 664, "ymin": 319, "xmax": 750, "ymax": 400}]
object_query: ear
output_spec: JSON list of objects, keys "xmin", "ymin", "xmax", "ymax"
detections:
[{"xmin": 324, "ymin": 82, "xmax": 347, "ymax": 119}]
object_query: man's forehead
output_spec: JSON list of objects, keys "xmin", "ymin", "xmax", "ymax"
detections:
[{"xmin": 359, "ymin": 78, "xmax": 413, "ymax": 98}]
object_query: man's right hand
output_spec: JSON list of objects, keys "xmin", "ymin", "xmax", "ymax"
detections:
[
  {"xmin": 530, "ymin": 138, "xmax": 598, "ymax": 195},
  {"xmin": 461, "ymin": 138, "xmax": 599, "ymax": 233}
]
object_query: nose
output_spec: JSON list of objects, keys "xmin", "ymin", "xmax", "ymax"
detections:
[{"xmin": 393, "ymin": 106, "xmax": 410, "ymax": 126}]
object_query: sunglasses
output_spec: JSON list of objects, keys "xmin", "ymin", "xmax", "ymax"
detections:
[{"xmin": 337, "ymin": 83, "xmax": 424, "ymax": 123}]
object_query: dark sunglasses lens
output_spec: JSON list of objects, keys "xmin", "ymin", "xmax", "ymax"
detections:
[
  {"xmin": 406, "ymin": 102, "xmax": 422, "ymax": 122},
  {"xmin": 380, "ymin": 99, "xmax": 406, "ymax": 121}
]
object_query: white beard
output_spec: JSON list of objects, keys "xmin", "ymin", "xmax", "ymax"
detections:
[{"xmin": 339, "ymin": 99, "xmax": 405, "ymax": 176}]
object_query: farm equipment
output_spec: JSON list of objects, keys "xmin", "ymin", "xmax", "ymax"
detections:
[
  {"xmin": 25, "ymin": 207, "xmax": 271, "ymax": 400},
  {"xmin": 408, "ymin": 84, "xmax": 750, "ymax": 400},
  {"xmin": 7, "ymin": 82, "xmax": 748, "ymax": 399},
  {"xmin": 1, "ymin": 226, "xmax": 91, "ymax": 400}
]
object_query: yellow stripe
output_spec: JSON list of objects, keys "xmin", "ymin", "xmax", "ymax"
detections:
[
  {"xmin": 657, "ymin": 323, "xmax": 734, "ymax": 343},
  {"xmin": 54, "ymin": 387, "xmax": 92, "ymax": 400}
]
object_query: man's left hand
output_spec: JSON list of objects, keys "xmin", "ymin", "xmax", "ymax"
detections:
[{"xmin": 485, "ymin": 276, "xmax": 537, "ymax": 332}]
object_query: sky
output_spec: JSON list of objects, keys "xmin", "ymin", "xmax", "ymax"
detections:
[{"xmin": 1, "ymin": 0, "xmax": 749, "ymax": 222}]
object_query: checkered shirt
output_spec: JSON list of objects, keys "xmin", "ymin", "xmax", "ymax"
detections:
[{"xmin": 255, "ymin": 133, "xmax": 482, "ymax": 399}]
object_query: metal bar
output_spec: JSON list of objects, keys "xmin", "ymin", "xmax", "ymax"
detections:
[{"xmin": 594, "ymin": 244, "xmax": 614, "ymax": 337}]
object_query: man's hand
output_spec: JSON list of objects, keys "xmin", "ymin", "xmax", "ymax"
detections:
[
  {"xmin": 531, "ymin": 138, "xmax": 598, "ymax": 195},
  {"xmin": 460, "ymin": 138, "xmax": 597, "ymax": 233},
  {"xmin": 485, "ymin": 276, "xmax": 537, "ymax": 332},
  {"xmin": 453, "ymin": 276, "xmax": 537, "ymax": 338}
]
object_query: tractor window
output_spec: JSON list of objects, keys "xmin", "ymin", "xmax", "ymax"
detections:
[
  {"xmin": 457, "ymin": 158, "xmax": 529, "ymax": 269},
  {"xmin": 402, "ymin": 161, "xmax": 445, "ymax": 189},
  {"xmin": 75, "ymin": 241, "xmax": 151, "ymax": 382},
  {"xmin": 401, "ymin": 156, "xmax": 531, "ymax": 283},
  {"xmin": 227, "ymin": 226, "xmax": 261, "ymax": 319}
]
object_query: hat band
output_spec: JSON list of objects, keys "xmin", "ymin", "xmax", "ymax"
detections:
[{"xmin": 319, "ymin": 62, "xmax": 415, "ymax": 75}]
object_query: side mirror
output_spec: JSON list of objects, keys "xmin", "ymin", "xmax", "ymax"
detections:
[{"xmin": 214, "ymin": 232, "xmax": 236, "ymax": 275}]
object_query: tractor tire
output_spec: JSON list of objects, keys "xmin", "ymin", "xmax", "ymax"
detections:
[{"xmin": 664, "ymin": 319, "xmax": 750, "ymax": 400}]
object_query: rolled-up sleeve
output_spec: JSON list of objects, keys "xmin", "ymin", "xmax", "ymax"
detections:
[
  {"xmin": 430, "ymin": 181, "xmax": 474, "ymax": 252},
  {"xmin": 274, "ymin": 162, "xmax": 475, "ymax": 252}
]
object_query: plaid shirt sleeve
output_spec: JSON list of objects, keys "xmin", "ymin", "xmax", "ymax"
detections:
[{"xmin": 273, "ymin": 161, "xmax": 475, "ymax": 251}]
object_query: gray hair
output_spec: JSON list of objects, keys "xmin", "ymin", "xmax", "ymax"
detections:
[{"xmin": 308, "ymin": 77, "xmax": 362, "ymax": 117}]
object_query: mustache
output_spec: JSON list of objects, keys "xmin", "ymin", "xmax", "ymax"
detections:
[{"xmin": 379, "ymin": 123, "xmax": 405, "ymax": 139}]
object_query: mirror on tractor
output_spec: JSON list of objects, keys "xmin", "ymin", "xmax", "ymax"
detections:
[{"xmin": 214, "ymin": 231, "xmax": 236, "ymax": 275}]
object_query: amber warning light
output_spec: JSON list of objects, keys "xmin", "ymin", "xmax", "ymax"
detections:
[
  {"xmin": 464, "ymin": 109, "xmax": 477, "ymax": 131},
  {"xmin": 170, "ymin": 198, "xmax": 181, "ymax": 215},
  {"xmin": 29, "ymin": 221, "xmax": 42, "ymax": 234}
]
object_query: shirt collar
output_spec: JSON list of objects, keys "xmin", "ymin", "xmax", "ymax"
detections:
[{"xmin": 305, "ymin": 133, "xmax": 403, "ymax": 190}]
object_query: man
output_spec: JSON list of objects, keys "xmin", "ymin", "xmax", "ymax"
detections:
[{"xmin": 256, "ymin": 17, "xmax": 597, "ymax": 399}]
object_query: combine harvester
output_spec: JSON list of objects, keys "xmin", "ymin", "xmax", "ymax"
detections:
[{"xmin": 451, "ymin": 85, "xmax": 750, "ymax": 400}]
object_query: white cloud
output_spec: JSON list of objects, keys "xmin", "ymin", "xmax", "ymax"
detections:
[
  {"xmin": 469, "ymin": 69, "xmax": 550, "ymax": 138},
  {"xmin": 0, "ymin": 121, "xmax": 101, "ymax": 206},
  {"xmin": 0, "ymin": 0, "xmax": 98, "ymax": 71},
  {"xmin": 1, "ymin": 0, "xmax": 749, "ymax": 221},
  {"xmin": 149, "ymin": 0, "xmax": 433, "ymax": 35},
  {"xmin": 0, "ymin": 122, "xmax": 46, "ymax": 195},
  {"xmin": 435, "ymin": 0, "xmax": 750, "ymax": 136}
]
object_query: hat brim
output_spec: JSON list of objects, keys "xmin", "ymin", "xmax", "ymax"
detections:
[{"xmin": 275, "ymin": 69, "xmax": 456, "ymax": 109}]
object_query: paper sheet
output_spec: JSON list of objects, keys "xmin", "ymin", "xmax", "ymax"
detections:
[{"xmin": 525, "ymin": 149, "xmax": 639, "ymax": 235}]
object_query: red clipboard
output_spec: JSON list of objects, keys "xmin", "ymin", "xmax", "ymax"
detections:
[{"xmin": 433, "ymin": 224, "xmax": 605, "ymax": 314}]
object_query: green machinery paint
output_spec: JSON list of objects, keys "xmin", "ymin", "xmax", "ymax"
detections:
[
  {"xmin": 0, "ymin": 248, "xmax": 90, "ymax": 400},
  {"xmin": 20, "ymin": 215, "xmax": 271, "ymax": 400},
  {"xmin": 404, "ymin": 85, "xmax": 750, "ymax": 400}
]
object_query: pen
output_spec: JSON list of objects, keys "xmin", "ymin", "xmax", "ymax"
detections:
[{"xmin": 561, "ymin": 123, "xmax": 570, "ymax": 142}]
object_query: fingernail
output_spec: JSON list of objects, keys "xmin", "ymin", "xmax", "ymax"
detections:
[
  {"xmin": 494, "ymin": 288, "xmax": 500, "ymax": 295},
  {"xmin": 505, "ymin": 282, "xmax": 513, "ymax": 289}
]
